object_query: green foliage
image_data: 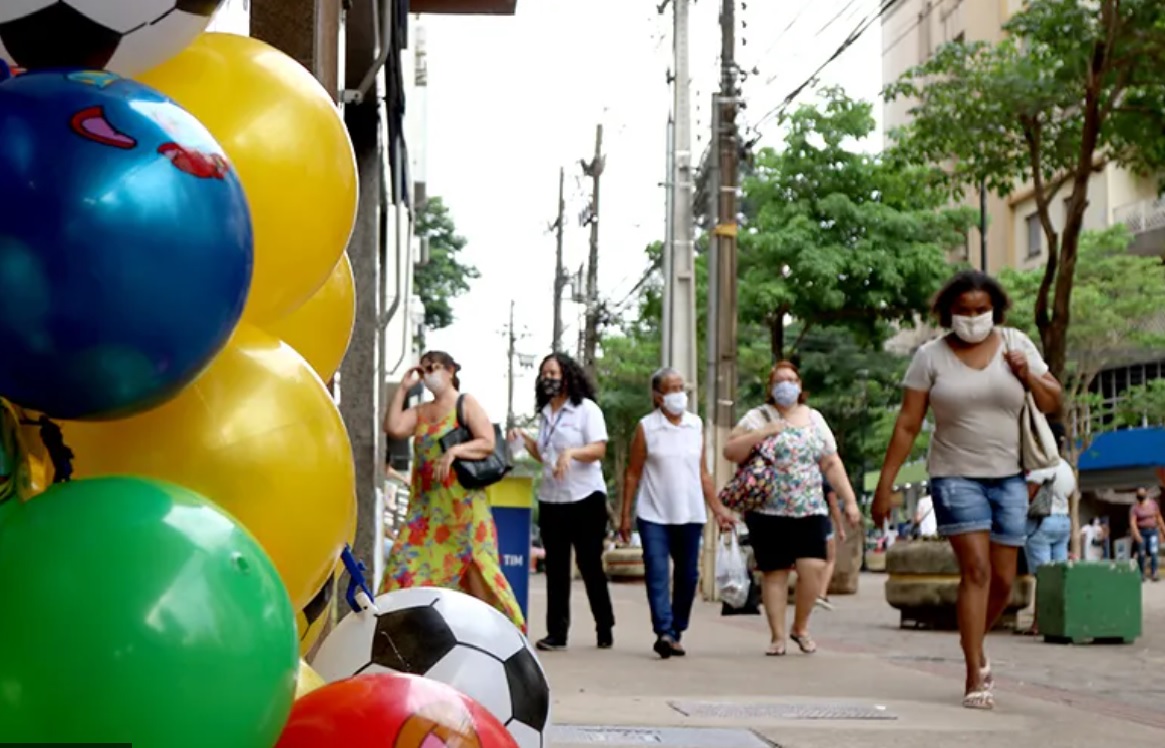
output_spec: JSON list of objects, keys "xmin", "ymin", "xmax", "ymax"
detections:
[
  {"xmin": 886, "ymin": 0, "xmax": 1165, "ymax": 378},
  {"xmin": 741, "ymin": 87, "xmax": 976, "ymax": 359},
  {"xmin": 413, "ymin": 197, "xmax": 480, "ymax": 335},
  {"xmin": 1115, "ymin": 380, "xmax": 1165, "ymax": 428},
  {"xmin": 1000, "ymin": 225, "xmax": 1165, "ymax": 452}
]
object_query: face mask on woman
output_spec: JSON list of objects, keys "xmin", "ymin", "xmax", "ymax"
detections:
[
  {"xmin": 952, "ymin": 311, "xmax": 994, "ymax": 344},
  {"xmin": 662, "ymin": 392, "xmax": 688, "ymax": 415},
  {"xmin": 538, "ymin": 377, "xmax": 562, "ymax": 399},
  {"xmin": 424, "ymin": 372, "xmax": 448, "ymax": 396},
  {"xmin": 772, "ymin": 381, "xmax": 801, "ymax": 407}
]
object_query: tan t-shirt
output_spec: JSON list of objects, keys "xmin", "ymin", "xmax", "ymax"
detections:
[{"xmin": 902, "ymin": 328, "xmax": 1048, "ymax": 479}]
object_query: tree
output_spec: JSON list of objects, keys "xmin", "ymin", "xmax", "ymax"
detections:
[
  {"xmin": 741, "ymin": 87, "xmax": 976, "ymax": 360},
  {"xmin": 1001, "ymin": 225, "xmax": 1165, "ymax": 457},
  {"xmin": 886, "ymin": 0, "xmax": 1165, "ymax": 387},
  {"xmin": 413, "ymin": 197, "xmax": 480, "ymax": 341}
]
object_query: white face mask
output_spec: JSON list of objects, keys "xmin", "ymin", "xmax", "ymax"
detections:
[
  {"xmin": 662, "ymin": 392, "xmax": 688, "ymax": 415},
  {"xmin": 952, "ymin": 312, "xmax": 994, "ymax": 344},
  {"xmin": 423, "ymin": 373, "xmax": 448, "ymax": 396}
]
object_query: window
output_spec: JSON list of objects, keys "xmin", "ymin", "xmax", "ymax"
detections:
[{"xmin": 1025, "ymin": 213, "xmax": 1042, "ymax": 258}]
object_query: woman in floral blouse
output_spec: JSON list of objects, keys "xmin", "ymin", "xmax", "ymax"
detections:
[
  {"xmin": 382, "ymin": 350, "xmax": 524, "ymax": 630},
  {"xmin": 723, "ymin": 361, "xmax": 860, "ymax": 656}
]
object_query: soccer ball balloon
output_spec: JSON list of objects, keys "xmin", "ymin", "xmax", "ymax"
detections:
[
  {"xmin": 312, "ymin": 587, "xmax": 551, "ymax": 748},
  {"xmin": 0, "ymin": 1, "xmax": 225, "ymax": 76}
]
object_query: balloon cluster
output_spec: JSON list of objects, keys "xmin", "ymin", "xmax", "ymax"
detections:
[{"xmin": 0, "ymin": 4, "xmax": 364, "ymax": 747}]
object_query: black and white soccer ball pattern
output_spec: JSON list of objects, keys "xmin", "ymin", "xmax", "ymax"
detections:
[
  {"xmin": 312, "ymin": 586, "xmax": 552, "ymax": 748},
  {"xmin": 0, "ymin": 1, "xmax": 224, "ymax": 76}
]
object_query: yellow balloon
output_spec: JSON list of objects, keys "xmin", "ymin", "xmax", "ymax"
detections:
[
  {"xmin": 263, "ymin": 253, "xmax": 356, "ymax": 381},
  {"xmin": 296, "ymin": 555, "xmax": 344, "ymax": 657},
  {"xmin": 60, "ymin": 326, "xmax": 357, "ymax": 609},
  {"xmin": 295, "ymin": 660, "xmax": 326, "ymax": 700},
  {"xmin": 137, "ymin": 33, "xmax": 359, "ymax": 324}
]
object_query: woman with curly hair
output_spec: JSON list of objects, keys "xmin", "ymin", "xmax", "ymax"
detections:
[{"xmin": 509, "ymin": 352, "xmax": 614, "ymax": 652}]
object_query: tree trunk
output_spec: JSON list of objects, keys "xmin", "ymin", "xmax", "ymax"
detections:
[{"xmin": 769, "ymin": 306, "xmax": 787, "ymax": 362}]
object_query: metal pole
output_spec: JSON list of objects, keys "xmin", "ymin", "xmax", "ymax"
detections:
[
  {"xmin": 506, "ymin": 299, "xmax": 516, "ymax": 431},
  {"xmin": 705, "ymin": 93, "xmax": 720, "ymax": 460},
  {"xmin": 582, "ymin": 124, "xmax": 604, "ymax": 380},
  {"xmin": 703, "ymin": 0, "xmax": 739, "ymax": 602}
]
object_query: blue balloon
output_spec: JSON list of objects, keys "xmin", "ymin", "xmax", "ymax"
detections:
[{"xmin": 0, "ymin": 69, "xmax": 253, "ymax": 421}]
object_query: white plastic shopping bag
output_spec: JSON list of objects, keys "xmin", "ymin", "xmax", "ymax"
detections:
[{"xmin": 716, "ymin": 530, "xmax": 750, "ymax": 609}]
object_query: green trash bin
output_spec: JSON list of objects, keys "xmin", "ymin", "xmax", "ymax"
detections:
[{"xmin": 1036, "ymin": 560, "xmax": 1142, "ymax": 644}]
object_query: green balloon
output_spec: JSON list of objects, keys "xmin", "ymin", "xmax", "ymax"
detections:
[{"xmin": 0, "ymin": 476, "xmax": 299, "ymax": 747}]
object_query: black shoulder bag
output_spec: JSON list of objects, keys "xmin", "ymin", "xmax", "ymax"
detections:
[{"xmin": 438, "ymin": 395, "xmax": 512, "ymax": 489}]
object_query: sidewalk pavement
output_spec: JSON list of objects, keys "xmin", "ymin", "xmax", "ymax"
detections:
[{"xmin": 531, "ymin": 572, "xmax": 1165, "ymax": 748}]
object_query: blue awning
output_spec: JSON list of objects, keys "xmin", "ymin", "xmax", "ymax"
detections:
[{"xmin": 1078, "ymin": 427, "xmax": 1165, "ymax": 472}]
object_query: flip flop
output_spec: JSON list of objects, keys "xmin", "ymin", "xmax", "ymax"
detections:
[
  {"xmin": 962, "ymin": 690, "xmax": 995, "ymax": 710},
  {"xmin": 765, "ymin": 641, "xmax": 786, "ymax": 657},
  {"xmin": 790, "ymin": 633, "xmax": 817, "ymax": 654},
  {"xmin": 980, "ymin": 660, "xmax": 994, "ymax": 691}
]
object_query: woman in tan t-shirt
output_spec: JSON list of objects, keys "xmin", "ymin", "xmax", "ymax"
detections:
[{"xmin": 872, "ymin": 270, "xmax": 1062, "ymax": 711}]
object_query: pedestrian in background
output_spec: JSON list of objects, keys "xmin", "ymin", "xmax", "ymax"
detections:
[
  {"xmin": 813, "ymin": 478, "xmax": 845, "ymax": 612},
  {"xmin": 1131, "ymin": 486, "xmax": 1165, "ymax": 582},
  {"xmin": 723, "ymin": 360, "xmax": 861, "ymax": 657},
  {"xmin": 620, "ymin": 368, "xmax": 735, "ymax": 659},
  {"xmin": 510, "ymin": 352, "xmax": 615, "ymax": 652},
  {"xmin": 873, "ymin": 270, "xmax": 1062, "ymax": 711}
]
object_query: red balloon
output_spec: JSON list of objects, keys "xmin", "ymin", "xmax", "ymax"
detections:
[{"xmin": 276, "ymin": 672, "xmax": 520, "ymax": 748}]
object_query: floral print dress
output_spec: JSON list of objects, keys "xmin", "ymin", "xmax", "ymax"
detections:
[{"xmin": 381, "ymin": 407, "xmax": 526, "ymax": 631}]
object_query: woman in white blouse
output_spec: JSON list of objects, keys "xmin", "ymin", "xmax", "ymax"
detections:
[
  {"xmin": 619, "ymin": 368, "xmax": 735, "ymax": 659},
  {"xmin": 510, "ymin": 352, "xmax": 614, "ymax": 652}
]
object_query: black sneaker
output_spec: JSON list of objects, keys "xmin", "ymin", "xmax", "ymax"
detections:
[
  {"xmin": 535, "ymin": 636, "xmax": 567, "ymax": 652},
  {"xmin": 597, "ymin": 628, "xmax": 614, "ymax": 649},
  {"xmin": 653, "ymin": 634, "xmax": 675, "ymax": 659}
]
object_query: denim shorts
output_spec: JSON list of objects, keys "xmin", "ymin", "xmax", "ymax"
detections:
[{"xmin": 930, "ymin": 474, "xmax": 1028, "ymax": 547}]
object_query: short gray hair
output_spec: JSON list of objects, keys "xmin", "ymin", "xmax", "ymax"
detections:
[{"xmin": 650, "ymin": 367, "xmax": 681, "ymax": 393}]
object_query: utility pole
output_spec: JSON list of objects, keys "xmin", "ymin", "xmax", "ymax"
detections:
[
  {"xmin": 581, "ymin": 124, "xmax": 604, "ymax": 379},
  {"xmin": 703, "ymin": 0, "xmax": 740, "ymax": 601},
  {"xmin": 506, "ymin": 299, "xmax": 517, "ymax": 431},
  {"xmin": 664, "ymin": 0, "xmax": 699, "ymax": 408},
  {"xmin": 551, "ymin": 167, "xmax": 566, "ymax": 351}
]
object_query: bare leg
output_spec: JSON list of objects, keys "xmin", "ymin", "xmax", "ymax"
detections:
[
  {"xmin": 819, "ymin": 537, "xmax": 836, "ymax": 600},
  {"xmin": 948, "ymin": 532, "xmax": 993, "ymax": 699},
  {"xmin": 792, "ymin": 557, "xmax": 826, "ymax": 651},
  {"xmin": 979, "ymin": 543, "xmax": 1019, "ymax": 667},
  {"xmin": 462, "ymin": 562, "xmax": 501, "ymax": 610},
  {"xmin": 761, "ymin": 569, "xmax": 790, "ymax": 653}
]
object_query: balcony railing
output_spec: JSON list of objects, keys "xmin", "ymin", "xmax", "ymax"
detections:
[{"xmin": 1115, "ymin": 196, "xmax": 1165, "ymax": 235}]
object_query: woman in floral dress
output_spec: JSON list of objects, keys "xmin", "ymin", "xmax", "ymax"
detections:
[
  {"xmin": 722, "ymin": 361, "xmax": 860, "ymax": 656},
  {"xmin": 382, "ymin": 350, "xmax": 524, "ymax": 630}
]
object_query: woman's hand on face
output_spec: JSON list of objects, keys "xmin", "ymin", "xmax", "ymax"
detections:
[
  {"xmin": 553, "ymin": 449, "xmax": 574, "ymax": 480},
  {"xmin": 434, "ymin": 445, "xmax": 460, "ymax": 484},
  {"xmin": 1004, "ymin": 350, "xmax": 1030, "ymax": 382},
  {"xmin": 402, "ymin": 365, "xmax": 424, "ymax": 389}
]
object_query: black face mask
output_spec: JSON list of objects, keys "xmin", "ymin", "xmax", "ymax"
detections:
[{"xmin": 538, "ymin": 377, "xmax": 563, "ymax": 398}]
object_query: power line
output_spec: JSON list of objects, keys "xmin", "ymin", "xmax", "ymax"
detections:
[
  {"xmin": 760, "ymin": 0, "xmax": 864, "ymax": 87},
  {"xmin": 749, "ymin": 0, "xmax": 904, "ymax": 138}
]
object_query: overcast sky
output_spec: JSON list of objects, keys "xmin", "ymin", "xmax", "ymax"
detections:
[{"xmin": 418, "ymin": 0, "xmax": 884, "ymax": 423}]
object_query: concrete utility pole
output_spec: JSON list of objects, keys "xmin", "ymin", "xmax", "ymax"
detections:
[
  {"xmin": 664, "ymin": 0, "xmax": 699, "ymax": 409},
  {"xmin": 662, "ymin": 116, "xmax": 675, "ymax": 366},
  {"xmin": 581, "ymin": 124, "xmax": 604, "ymax": 379},
  {"xmin": 703, "ymin": 0, "xmax": 740, "ymax": 601},
  {"xmin": 551, "ymin": 168, "xmax": 566, "ymax": 352}
]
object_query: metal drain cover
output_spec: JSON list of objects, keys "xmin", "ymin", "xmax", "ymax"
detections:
[
  {"xmin": 548, "ymin": 725, "xmax": 772, "ymax": 747},
  {"xmin": 668, "ymin": 701, "xmax": 897, "ymax": 721}
]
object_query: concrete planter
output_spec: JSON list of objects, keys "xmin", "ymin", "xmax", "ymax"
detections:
[{"xmin": 884, "ymin": 539, "xmax": 1034, "ymax": 630}]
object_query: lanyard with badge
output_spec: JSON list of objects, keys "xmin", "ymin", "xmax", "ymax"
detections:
[{"xmin": 539, "ymin": 408, "xmax": 568, "ymax": 471}]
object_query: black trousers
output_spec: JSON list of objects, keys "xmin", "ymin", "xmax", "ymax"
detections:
[{"xmin": 538, "ymin": 491, "xmax": 615, "ymax": 641}]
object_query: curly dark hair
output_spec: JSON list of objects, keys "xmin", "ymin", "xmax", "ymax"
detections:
[
  {"xmin": 535, "ymin": 352, "xmax": 596, "ymax": 412},
  {"xmin": 931, "ymin": 270, "xmax": 1012, "ymax": 328}
]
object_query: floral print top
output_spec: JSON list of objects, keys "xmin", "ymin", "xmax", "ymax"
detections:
[{"xmin": 736, "ymin": 405, "xmax": 837, "ymax": 518}]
